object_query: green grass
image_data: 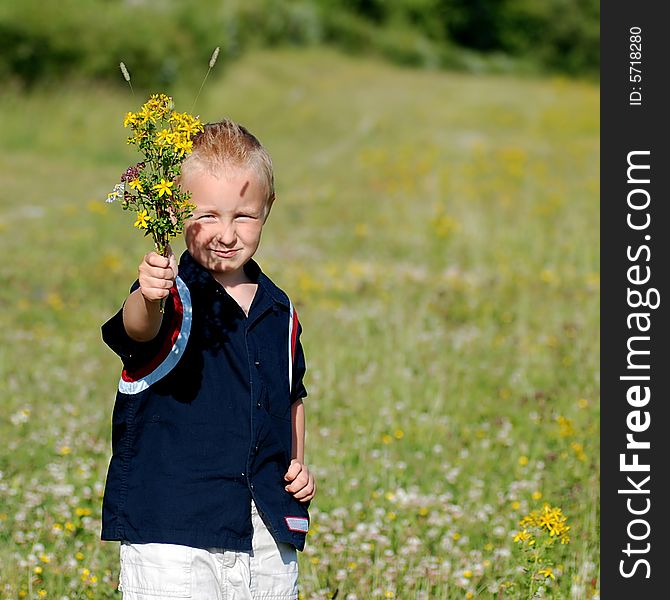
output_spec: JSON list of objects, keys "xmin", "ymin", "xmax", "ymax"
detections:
[{"xmin": 0, "ymin": 47, "xmax": 599, "ymax": 599}]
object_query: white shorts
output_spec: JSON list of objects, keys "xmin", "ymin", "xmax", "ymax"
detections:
[{"xmin": 118, "ymin": 502, "xmax": 298, "ymax": 600}]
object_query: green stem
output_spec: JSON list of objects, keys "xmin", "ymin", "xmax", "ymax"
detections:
[{"xmin": 527, "ymin": 550, "xmax": 540, "ymax": 600}]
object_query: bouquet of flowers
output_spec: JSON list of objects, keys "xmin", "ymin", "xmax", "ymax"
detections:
[{"xmin": 107, "ymin": 93, "xmax": 203, "ymax": 257}]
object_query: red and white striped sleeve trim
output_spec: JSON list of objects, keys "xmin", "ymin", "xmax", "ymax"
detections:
[
  {"xmin": 288, "ymin": 301, "xmax": 299, "ymax": 392},
  {"xmin": 118, "ymin": 277, "xmax": 192, "ymax": 395}
]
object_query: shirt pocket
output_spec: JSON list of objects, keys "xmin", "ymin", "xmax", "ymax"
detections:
[
  {"xmin": 119, "ymin": 541, "xmax": 192, "ymax": 597},
  {"xmin": 256, "ymin": 356, "xmax": 291, "ymax": 421}
]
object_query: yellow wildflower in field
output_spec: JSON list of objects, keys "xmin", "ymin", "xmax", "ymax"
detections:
[
  {"xmin": 129, "ymin": 178, "xmax": 144, "ymax": 192},
  {"xmin": 75, "ymin": 507, "xmax": 92, "ymax": 517},
  {"xmin": 532, "ymin": 491, "xmax": 542, "ymax": 500},
  {"xmin": 571, "ymin": 442, "xmax": 587, "ymax": 462},
  {"xmin": 513, "ymin": 530, "xmax": 533, "ymax": 544},
  {"xmin": 134, "ymin": 210, "xmax": 151, "ymax": 229},
  {"xmin": 538, "ymin": 567, "xmax": 556, "ymax": 580},
  {"xmin": 557, "ymin": 415, "xmax": 575, "ymax": 438},
  {"xmin": 519, "ymin": 504, "xmax": 570, "ymax": 544},
  {"xmin": 518, "ymin": 455, "xmax": 529, "ymax": 466}
]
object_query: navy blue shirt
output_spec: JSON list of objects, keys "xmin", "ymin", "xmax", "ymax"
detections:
[{"xmin": 100, "ymin": 250, "xmax": 310, "ymax": 551}]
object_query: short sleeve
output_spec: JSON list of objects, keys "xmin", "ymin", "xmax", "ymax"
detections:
[
  {"xmin": 290, "ymin": 320, "xmax": 308, "ymax": 404},
  {"xmin": 101, "ymin": 281, "xmax": 176, "ymax": 373}
]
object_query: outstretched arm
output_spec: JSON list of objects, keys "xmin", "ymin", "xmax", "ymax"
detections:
[{"xmin": 123, "ymin": 249, "xmax": 177, "ymax": 342}]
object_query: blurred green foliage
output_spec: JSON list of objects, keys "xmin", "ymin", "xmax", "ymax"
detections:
[{"xmin": 0, "ymin": 0, "xmax": 598, "ymax": 88}]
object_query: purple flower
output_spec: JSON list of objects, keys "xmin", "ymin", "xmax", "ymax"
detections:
[{"xmin": 120, "ymin": 162, "xmax": 145, "ymax": 183}]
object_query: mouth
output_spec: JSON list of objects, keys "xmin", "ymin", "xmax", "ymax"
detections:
[{"xmin": 211, "ymin": 248, "xmax": 240, "ymax": 259}]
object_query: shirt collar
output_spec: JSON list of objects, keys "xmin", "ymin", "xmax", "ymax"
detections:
[{"xmin": 178, "ymin": 250, "xmax": 290, "ymax": 309}]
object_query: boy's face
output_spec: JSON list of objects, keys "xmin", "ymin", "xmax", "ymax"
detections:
[{"xmin": 181, "ymin": 166, "xmax": 269, "ymax": 285}]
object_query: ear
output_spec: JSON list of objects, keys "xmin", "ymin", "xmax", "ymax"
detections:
[{"xmin": 264, "ymin": 192, "xmax": 276, "ymax": 221}]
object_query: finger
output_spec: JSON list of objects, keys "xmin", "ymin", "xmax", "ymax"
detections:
[
  {"xmin": 292, "ymin": 482, "xmax": 313, "ymax": 500},
  {"xmin": 139, "ymin": 286, "xmax": 171, "ymax": 302},
  {"xmin": 139, "ymin": 259, "xmax": 176, "ymax": 278},
  {"xmin": 285, "ymin": 472, "xmax": 309, "ymax": 493},
  {"xmin": 142, "ymin": 265, "xmax": 176, "ymax": 281},
  {"xmin": 284, "ymin": 461, "xmax": 302, "ymax": 482},
  {"xmin": 295, "ymin": 476, "xmax": 316, "ymax": 501},
  {"xmin": 145, "ymin": 252, "xmax": 171, "ymax": 268},
  {"xmin": 140, "ymin": 275, "xmax": 175, "ymax": 289}
]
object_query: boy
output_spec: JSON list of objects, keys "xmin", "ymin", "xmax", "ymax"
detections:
[{"xmin": 101, "ymin": 120, "xmax": 316, "ymax": 599}]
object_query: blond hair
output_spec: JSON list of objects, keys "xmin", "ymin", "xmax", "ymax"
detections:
[{"xmin": 181, "ymin": 119, "xmax": 275, "ymax": 209}]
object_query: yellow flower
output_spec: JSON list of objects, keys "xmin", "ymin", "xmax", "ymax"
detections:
[
  {"xmin": 129, "ymin": 178, "xmax": 144, "ymax": 192},
  {"xmin": 394, "ymin": 429, "xmax": 404, "ymax": 439},
  {"xmin": 519, "ymin": 504, "xmax": 571, "ymax": 544},
  {"xmin": 518, "ymin": 455, "xmax": 529, "ymax": 466},
  {"xmin": 34, "ymin": 566, "xmax": 43, "ymax": 574},
  {"xmin": 75, "ymin": 552, "xmax": 85, "ymax": 560},
  {"xmin": 173, "ymin": 135, "xmax": 194, "ymax": 157},
  {"xmin": 75, "ymin": 507, "xmax": 92, "ymax": 517},
  {"xmin": 538, "ymin": 567, "xmax": 556, "ymax": 580},
  {"xmin": 155, "ymin": 129, "xmax": 173, "ymax": 148},
  {"xmin": 153, "ymin": 179, "xmax": 174, "ymax": 197},
  {"xmin": 134, "ymin": 210, "xmax": 151, "ymax": 229},
  {"xmin": 123, "ymin": 112, "xmax": 138, "ymax": 128},
  {"xmin": 463, "ymin": 570, "xmax": 473, "ymax": 578},
  {"xmin": 513, "ymin": 529, "xmax": 534, "ymax": 544},
  {"xmin": 38, "ymin": 591, "xmax": 47, "ymax": 598},
  {"xmin": 532, "ymin": 491, "xmax": 542, "ymax": 501}
]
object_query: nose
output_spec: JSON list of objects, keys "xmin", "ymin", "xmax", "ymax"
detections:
[{"xmin": 214, "ymin": 220, "xmax": 237, "ymax": 246}]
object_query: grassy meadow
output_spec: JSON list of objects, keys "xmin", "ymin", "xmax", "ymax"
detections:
[{"xmin": 0, "ymin": 48, "xmax": 599, "ymax": 598}]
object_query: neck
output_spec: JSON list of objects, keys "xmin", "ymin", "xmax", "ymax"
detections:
[{"xmin": 212, "ymin": 264, "xmax": 254, "ymax": 288}]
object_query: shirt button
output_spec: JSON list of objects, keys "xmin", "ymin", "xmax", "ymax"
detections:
[
  {"xmin": 254, "ymin": 360, "xmax": 260, "ymax": 367},
  {"xmin": 256, "ymin": 402, "xmax": 261, "ymax": 409},
  {"xmin": 250, "ymin": 483, "xmax": 255, "ymax": 490}
]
